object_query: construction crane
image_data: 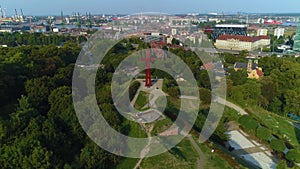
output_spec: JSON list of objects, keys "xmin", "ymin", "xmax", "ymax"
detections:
[
  {"xmin": 20, "ymin": 9, "xmax": 24, "ymax": 19},
  {"xmin": 15, "ymin": 9, "xmax": 18, "ymax": 19},
  {"xmin": 86, "ymin": 12, "xmax": 92, "ymax": 28},
  {"xmin": 76, "ymin": 12, "xmax": 81, "ymax": 29},
  {"xmin": 0, "ymin": 6, "xmax": 3, "ymax": 18}
]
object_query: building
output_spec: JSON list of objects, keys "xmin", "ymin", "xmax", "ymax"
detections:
[
  {"xmin": 0, "ymin": 27, "xmax": 12, "ymax": 33},
  {"xmin": 216, "ymin": 35, "xmax": 270, "ymax": 51},
  {"xmin": 234, "ymin": 60, "xmax": 264, "ymax": 79},
  {"xmin": 171, "ymin": 29, "xmax": 177, "ymax": 35},
  {"xmin": 32, "ymin": 23, "xmax": 50, "ymax": 33},
  {"xmin": 257, "ymin": 29, "xmax": 268, "ymax": 36},
  {"xmin": 274, "ymin": 28, "xmax": 285, "ymax": 38},
  {"xmin": 293, "ymin": 18, "xmax": 300, "ymax": 51},
  {"xmin": 211, "ymin": 24, "xmax": 247, "ymax": 41}
]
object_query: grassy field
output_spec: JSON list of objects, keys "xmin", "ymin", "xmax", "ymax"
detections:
[
  {"xmin": 140, "ymin": 138, "xmax": 199, "ymax": 169},
  {"xmin": 115, "ymin": 158, "xmax": 140, "ymax": 169},
  {"xmin": 151, "ymin": 117, "xmax": 173, "ymax": 136},
  {"xmin": 225, "ymin": 98, "xmax": 300, "ymax": 148},
  {"xmin": 193, "ymin": 137, "xmax": 234, "ymax": 169},
  {"xmin": 134, "ymin": 91, "xmax": 149, "ymax": 110},
  {"xmin": 247, "ymin": 106, "xmax": 300, "ymax": 149}
]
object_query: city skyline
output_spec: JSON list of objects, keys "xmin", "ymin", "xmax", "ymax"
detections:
[{"xmin": 3, "ymin": 0, "xmax": 300, "ymax": 16}]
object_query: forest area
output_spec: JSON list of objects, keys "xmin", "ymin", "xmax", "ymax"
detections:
[{"xmin": 1, "ymin": 32, "xmax": 300, "ymax": 168}]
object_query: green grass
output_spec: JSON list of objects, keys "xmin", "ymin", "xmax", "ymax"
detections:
[
  {"xmin": 193, "ymin": 139, "xmax": 234, "ymax": 169},
  {"xmin": 140, "ymin": 138, "xmax": 199, "ymax": 169},
  {"xmin": 120, "ymin": 120, "xmax": 148, "ymax": 157},
  {"xmin": 247, "ymin": 106, "xmax": 300, "ymax": 148},
  {"xmin": 151, "ymin": 117, "xmax": 173, "ymax": 136},
  {"xmin": 134, "ymin": 91, "xmax": 149, "ymax": 110},
  {"xmin": 115, "ymin": 158, "xmax": 140, "ymax": 169},
  {"xmin": 122, "ymin": 120, "xmax": 147, "ymax": 138}
]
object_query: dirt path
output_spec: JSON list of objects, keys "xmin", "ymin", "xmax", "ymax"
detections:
[
  {"xmin": 187, "ymin": 135, "xmax": 206, "ymax": 169},
  {"xmin": 133, "ymin": 124, "xmax": 154, "ymax": 169}
]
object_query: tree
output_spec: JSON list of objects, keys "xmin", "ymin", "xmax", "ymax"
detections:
[
  {"xmin": 229, "ymin": 69, "xmax": 247, "ymax": 86},
  {"xmin": 260, "ymin": 76, "xmax": 278, "ymax": 103},
  {"xmin": 199, "ymin": 88, "xmax": 211, "ymax": 105},
  {"xmin": 283, "ymin": 90, "xmax": 300, "ymax": 116},
  {"xmin": 223, "ymin": 53, "xmax": 236, "ymax": 64},
  {"xmin": 23, "ymin": 146, "xmax": 53, "ymax": 169},
  {"xmin": 25, "ymin": 76, "xmax": 55, "ymax": 112}
]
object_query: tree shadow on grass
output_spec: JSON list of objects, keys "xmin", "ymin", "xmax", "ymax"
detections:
[{"xmin": 168, "ymin": 146, "xmax": 187, "ymax": 160}]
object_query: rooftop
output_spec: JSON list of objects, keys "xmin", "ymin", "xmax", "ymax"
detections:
[{"xmin": 215, "ymin": 24, "xmax": 247, "ymax": 28}]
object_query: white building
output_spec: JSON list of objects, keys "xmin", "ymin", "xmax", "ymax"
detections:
[
  {"xmin": 171, "ymin": 29, "xmax": 177, "ymax": 35},
  {"xmin": 216, "ymin": 35, "xmax": 270, "ymax": 51},
  {"xmin": 274, "ymin": 28, "xmax": 285, "ymax": 38}
]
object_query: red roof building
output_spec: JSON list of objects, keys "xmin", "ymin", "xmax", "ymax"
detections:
[{"xmin": 216, "ymin": 35, "xmax": 270, "ymax": 51}]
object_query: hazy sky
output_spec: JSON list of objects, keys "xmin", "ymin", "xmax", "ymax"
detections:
[{"xmin": 2, "ymin": 0, "xmax": 300, "ymax": 15}]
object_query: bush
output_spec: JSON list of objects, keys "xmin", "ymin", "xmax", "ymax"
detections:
[
  {"xmin": 256, "ymin": 127, "xmax": 272, "ymax": 141},
  {"xmin": 238, "ymin": 115, "xmax": 259, "ymax": 133},
  {"xmin": 270, "ymin": 139, "xmax": 286, "ymax": 152},
  {"xmin": 276, "ymin": 160, "xmax": 287, "ymax": 169},
  {"xmin": 286, "ymin": 149, "xmax": 300, "ymax": 163}
]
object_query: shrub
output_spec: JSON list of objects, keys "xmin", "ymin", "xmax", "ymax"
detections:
[
  {"xmin": 276, "ymin": 160, "xmax": 287, "ymax": 169},
  {"xmin": 238, "ymin": 115, "xmax": 259, "ymax": 133},
  {"xmin": 270, "ymin": 139, "xmax": 286, "ymax": 152},
  {"xmin": 286, "ymin": 149, "xmax": 300, "ymax": 163},
  {"xmin": 256, "ymin": 127, "xmax": 272, "ymax": 141}
]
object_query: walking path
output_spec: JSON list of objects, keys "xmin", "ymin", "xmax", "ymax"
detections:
[
  {"xmin": 187, "ymin": 135, "xmax": 206, "ymax": 169},
  {"xmin": 133, "ymin": 124, "xmax": 154, "ymax": 169},
  {"xmin": 215, "ymin": 97, "xmax": 248, "ymax": 115}
]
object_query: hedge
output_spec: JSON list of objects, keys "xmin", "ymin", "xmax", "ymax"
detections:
[
  {"xmin": 270, "ymin": 139, "xmax": 286, "ymax": 152},
  {"xmin": 238, "ymin": 115, "xmax": 259, "ymax": 133},
  {"xmin": 256, "ymin": 127, "xmax": 272, "ymax": 141},
  {"xmin": 286, "ymin": 149, "xmax": 300, "ymax": 163}
]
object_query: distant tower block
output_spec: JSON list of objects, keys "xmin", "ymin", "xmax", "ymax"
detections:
[
  {"xmin": 293, "ymin": 18, "xmax": 300, "ymax": 51},
  {"xmin": 141, "ymin": 49, "xmax": 156, "ymax": 87}
]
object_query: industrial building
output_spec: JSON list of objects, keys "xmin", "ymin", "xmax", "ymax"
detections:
[{"xmin": 216, "ymin": 35, "xmax": 270, "ymax": 51}]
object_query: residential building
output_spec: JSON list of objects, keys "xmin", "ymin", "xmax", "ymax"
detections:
[
  {"xmin": 274, "ymin": 27, "xmax": 285, "ymax": 38},
  {"xmin": 257, "ymin": 29, "xmax": 268, "ymax": 36},
  {"xmin": 233, "ymin": 60, "xmax": 264, "ymax": 79},
  {"xmin": 293, "ymin": 18, "xmax": 300, "ymax": 51}
]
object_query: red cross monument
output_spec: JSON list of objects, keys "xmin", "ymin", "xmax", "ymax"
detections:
[{"xmin": 141, "ymin": 49, "xmax": 156, "ymax": 87}]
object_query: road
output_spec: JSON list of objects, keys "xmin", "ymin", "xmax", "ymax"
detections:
[{"xmin": 189, "ymin": 47, "xmax": 288, "ymax": 57}]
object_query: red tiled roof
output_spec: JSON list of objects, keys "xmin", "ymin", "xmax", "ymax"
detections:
[
  {"xmin": 201, "ymin": 62, "xmax": 214, "ymax": 70},
  {"xmin": 217, "ymin": 35, "xmax": 270, "ymax": 42},
  {"xmin": 256, "ymin": 69, "xmax": 264, "ymax": 77}
]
